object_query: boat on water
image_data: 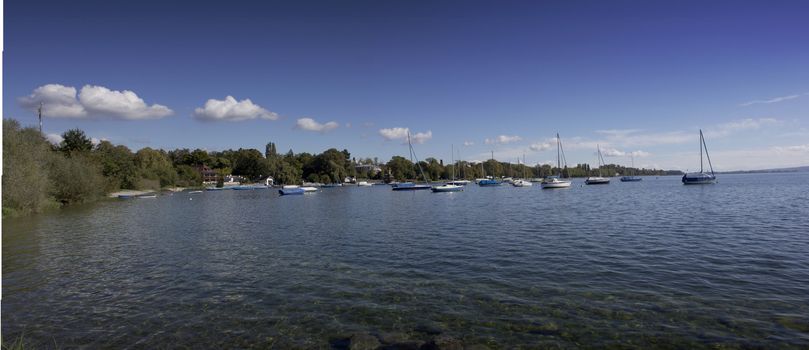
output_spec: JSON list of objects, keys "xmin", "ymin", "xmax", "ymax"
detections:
[
  {"xmin": 682, "ymin": 129, "xmax": 717, "ymax": 185},
  {"xmin": 301, "ymin": 186, "xmax": 318, "ymax": 192},
  {"xmin": 392, "ymin": 182, "xmax": 431, "ymax": 191},
  {"xmin": 478, "ymin": 153, "xmax": 501, "ymax": 187},
  {"xmin": 447, "ymin": 180, "xmax": 471, "ymax": 186},
  {"xmin": 357, "ymin": 181, "xmax": 372, "ymax": 187},
  {"xmin": 278, "ymin": 187, "xmax": 305, "ymax": 195},
  {"xmin": 321, "ymin": 183, "xmax": 343, "ymax": 188},
  {"xmin": 620, "ymin": 154, "xmax": 642, "ymax": 182},
  {"xmin": 432, "ymin": 145, "xmax": 464, "ymax": 193},
  {"xmin": 393, "ymin": 131, "xmax": 433, "ymax": 191},
  {"xmin": 513, "ymin": 154, "xmax": 533, "ymax": 187},
  {"xmin": 541, "ymin": 133, "xmax": 573, "ymax": 189},
  {"xmin": 189, "ymin": 190, "xmax": 204, "ymax": 194},
  {"xmin": 585, "ymin": 145, "xmax": 611, "ymax": 185},
  {"xmin": 137, "ymin": 194, "xmax": 157, "ymax": 199}
]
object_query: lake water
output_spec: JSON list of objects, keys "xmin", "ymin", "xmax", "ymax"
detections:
[{"xmin": 4, "ymin": 173, "xmax": 809, "ymax": 348}]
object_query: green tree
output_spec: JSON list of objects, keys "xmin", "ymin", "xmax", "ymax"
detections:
[
  {"xmin": 2, "ymin": 120, "xmax": 54, "ymax": 215},
  {"xmin": 60, "ymin": 128, "xmax": 93, "ymax": 154},
  {"xmin": 94, "ymin": 141, "xmax": 137, "ymax": 190},
  {"xmin": 49, "ymin": 153, "xmax": 106, "ymax": 204},
  {"xmin": 386, "ymin": 156, "xmax": 416, "ymax": 180},
  {"xmin": 135, "ymin": 148, "xmax": 176, "ymax": 188}
]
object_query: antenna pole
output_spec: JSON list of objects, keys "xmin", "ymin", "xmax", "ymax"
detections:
[{"xmin": 38, "ymin": 102, "xmax": 43, "ymax": 133}]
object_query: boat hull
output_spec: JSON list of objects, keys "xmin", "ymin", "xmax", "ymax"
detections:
[
  {"xmin": 431, "ymin": 185, "xmax": 463, "ymax": 192},
  {"xmin": 278, "ymin": 188, "xmax": 305, "ymax": 195},
  {"xmin": 585, "ymin": 177, "xmax": 610, "ymax": 185},
  {"xmin": 512, "ymin": 180, "xmax": 533, "ymax": 187},
  {"xmin": 478, "ymin": 179, "xmax": 501, "ymax": 186},
  {"xmin": 682, "ymin": 173, "xmax": 716, "ymax": 184},
  {"xmin": 620, "ymin": 176, "xmax": 642, "ymax": 182},
  {"xmin": 392, "ymin": 185, "xmax": 431, "ymax": 191}
]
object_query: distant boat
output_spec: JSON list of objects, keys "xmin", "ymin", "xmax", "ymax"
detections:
[
  {"xmin": 682, "ymin": 129, "xmax": 717, "ymax": 185},
  {"xmin": 136, "ymin": 194, "xmax": 157, "ymax": 199},
  {"xmin": 232, "ymin": 185, "xmax": 254, "ymax": 190},
  {"xmin": 478, "ymin": 152, "xmax": 501, "ymax": 187},
  {"xmin": 433, "ymin": 144, "xmax": 464, "ymax": 193},
  {"xmin": 447, "ymin": 180, "xmax": 471, "ymax": 185},
  {"xmin": 321, "ymin": 183, "xmax": 343, "ymax": 188},
  {"xmin": 620, "ymin": 154, "xmax": 642, "ymax": 182},
  {"xmin": 393, "ymin": 131, "xmax": 433, "ymax": 191},
  {"xmin": 357, "ymin": 181, "xmax": 372, "ymax": 187},
  {"xmin": 513, "ymin": 154, "xmax": 533, "ymax": 187},
  {"xmin": 189, "ymin": 190, "xmax": 204, "ymax": 194},
  {"xmin": 278, "ymin": 187, "xmax": 305, "ymax": 195},
  {"xmin": 541, "ymin": 133, "xmax": 573, "ymax": 189},
  {"xmin": 585, "ymin": 145, "xmax": 611, "ymax": 185},
  {"xmin": 301, "ymin": 186, "xmax": 318, "ymax": 192}
]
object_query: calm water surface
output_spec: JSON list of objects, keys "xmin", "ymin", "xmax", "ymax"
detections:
[{"xmin": 4, "ymin": 173, "xmax": 809, "ymax": 348}]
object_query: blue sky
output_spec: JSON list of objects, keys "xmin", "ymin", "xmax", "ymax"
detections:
[{"xmin": 4, "ymin": 0, "xmax": 809, "ymax": 170}]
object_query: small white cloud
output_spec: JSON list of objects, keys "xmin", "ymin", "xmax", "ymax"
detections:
[
  {"xmin": 485, "ymin": 135, "xmax": 522, "ymax": 145},
  {"xmin": 45, "ymin": 133, "xmax": 64, "ymax": 145},
  {"xmin": 19, "ymin": 84, "xmax": 173, "ymax": 120},
  {"xmin": 411, "ymin": 131, "xmax": 432, "ymax": 144},
  {"xmin": 740, "ymin": 94, "xmax": 801, "ymax": 106},
  {"xmin": 194, "ymin": 96, "xmax": 278, "ymax": 122},
  {"xmin": 631, "ymin": 150, "xmax": 651, "ymax": 157},
  {"xmin": 601, "ymin": 148, "xmax": 625, "ymax": 157},
  {"xmin": 379, "ymin": 127, "xmax": 432, "ymax": 144},
  {"xmin": 774, "ymin": 144, "xmax": 809, "ymax": 153},
  {"xmin": 463, "ymin": 141, "xmax": 474, "ymax": 146},
  {"xmin": 79, "ymin": 85, "xmax": 173, "ymax": 120},
  {"xmin": 529, "ymin": 141, "xmax": 553, "ymax": 151},
  {"xmin": 295, "ymin": 117, "xmax": 339, "ymax": 133}
]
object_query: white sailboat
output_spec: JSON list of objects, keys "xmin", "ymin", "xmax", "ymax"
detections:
[
  {"xmin": 541, "ymin": 133, "xmax": 573, "ymax": 189},
  {"xmin": 585, "ymin": 145, "xmax": 610, "ymax": 185},
  {"xmin": 682, "ymin": 129, "xmax": 717, "ymax": 184},
  {"xmin": 432, "ymin": 145, "xmax": 463, "ymax": 192},
  {"xmin": 513, "ymin": 154, "xmax": 533, "ymax": 187}
]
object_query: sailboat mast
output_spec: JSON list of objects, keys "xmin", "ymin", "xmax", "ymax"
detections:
[
  {"xmin": 556, "ymin": 133, "xmax": 561, "ymax": 176},
  {"xmin": 702, "ymin": 129, "xmax": 715, "ymax": 175},
  {"xmin": 451, "ymin": 144, "xmax": 455, "ymax": 181},
  {"xmin": 699, "ymin": 130, "xmax": 704, "ymax": 173}
]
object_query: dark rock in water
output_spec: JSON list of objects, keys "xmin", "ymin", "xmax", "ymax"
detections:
[
  {"xmin": 414, "ymin": 323, "xmax": 443, "ymax": 335},
  {"xmin": 379, "ymin": 341, "xmax": 423, "ymax": 350},
  {"xmin": 349, "ymin": 333, "xmax": 381, "ymax": 350},
  {"xmin": 463, "ymin": 345, "xmax": 491, "ymax": 350},
  {"xmin": 420, "ymin": 334, "xmax": 463, "ymax": 350}
]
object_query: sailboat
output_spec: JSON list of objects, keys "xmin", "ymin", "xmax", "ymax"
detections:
[
  {"xmin": 478, "ymin": 151, "xmax": 501, "ymax": 186},
  {"xmin": 392, "ymin": 131, "xmax": 432, "ymax": 191},
  {"xmin": 620, "ymin": 154, "xmax": 642, "ymax": 182},
  {"xmin": 513, "ymin": 154, "xmax": 533, "ymax": 187},
  {"xmin": 585, "ymin": 145, "xmax": 610, "ymax": 185},
  {"xmin": 432, "ymin": 145, "xmax": 464, "ymax": 192},
  {"xmin": 541, "ymin": 133, "xmax": 573, "ymax": 189},
  {"xmin": 682, "ymin": 129, "xmax": 717, "ymax": 184}
]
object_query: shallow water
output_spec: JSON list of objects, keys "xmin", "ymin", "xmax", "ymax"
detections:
[{"xmin": 4, "ymin": 173, "xmax": 809, "ymax": 348}]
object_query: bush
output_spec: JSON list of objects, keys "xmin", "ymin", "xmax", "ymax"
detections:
[
  {"xmin": 48, "ymin": 153, "xmax": 107, "ymax": 204},
  {"xmin": 2, "ymin": 120, "xmax": 56, "ymax": 215}
]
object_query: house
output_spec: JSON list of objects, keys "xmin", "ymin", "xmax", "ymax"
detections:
[
  {"xmin": 354, "ymin": 164, "xmax": 382, "ymax": 176},
  {"xmin": 194, "ymin": 165, "xmax": 218, "ymax": 184}
]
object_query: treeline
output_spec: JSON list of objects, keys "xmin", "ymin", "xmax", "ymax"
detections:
[{"xmin": 3, "ymin": 119, "xmax": 677, "ymax": 216}]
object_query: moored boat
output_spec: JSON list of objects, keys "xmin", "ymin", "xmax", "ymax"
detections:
[
  {"xmin": 431, "ymin": 184, "xmax": 463, "ymax": 192},
  {"xmin": 392, "ymin": 182, "xmax": 431, "ymax": 191},
  {"xmin": 278, "ymin": 187, "xmax": 305, "ymax": 195},
  {"xmin": 541, "ymin": 133, "xmax": 573, "ymax": 189},
  {"xmin": 585, "ymin": 145, "xmax": 611, "ymax": 185},
  {"xmin": 683, "ymin": 130, "xmax": 717, "ymax": 185}
]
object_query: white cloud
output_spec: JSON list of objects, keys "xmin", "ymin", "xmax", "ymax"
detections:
[
  {"xmin": 485, "ymin": 135, "xmax": 522, "ymax": 145},
  {"xmin": 45, "ymin": 133, "xmax": 64, "ymax": 145},
  {"xmin": 79, "ymin": 85, "xmax": 173, "ymax": 120},
  {"xmin": 19, "ymin": 84, "xmax": 87, "ymax": 118},
  {"xmin": 774, "ymin": 144, "xmax": 809, "ymax": 153},
  {"xmin": 379, "ymin": 127, "xmax": 432, "ymax": 144},
  {"xmin": 529, "ymin": 141, "xmax": 553, "ymax": 151},
  {"xmin": 463, "ymin": 141, "xmax": 474, "ymax": 146},
  {"xmin": 601, "ymin": 148, "xmax": 625, "ymax": 157},
  {"xmin": 411, "ymin": 131, "xmax": 433, "ymax": 144},
  {"xmin": 740, "ymin": 94, "xmax": 802, "ymax": 106},
  {"xmin": 19, "ymin": 84, "xmax": 172, "ymax": 120},
  {"xmin": 193, "ymin": 96, "xmax": 278, "ymax": 122},
  {"xmin": 295, "ymin": 117, "xmax": 339, "ymax": 133}
]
